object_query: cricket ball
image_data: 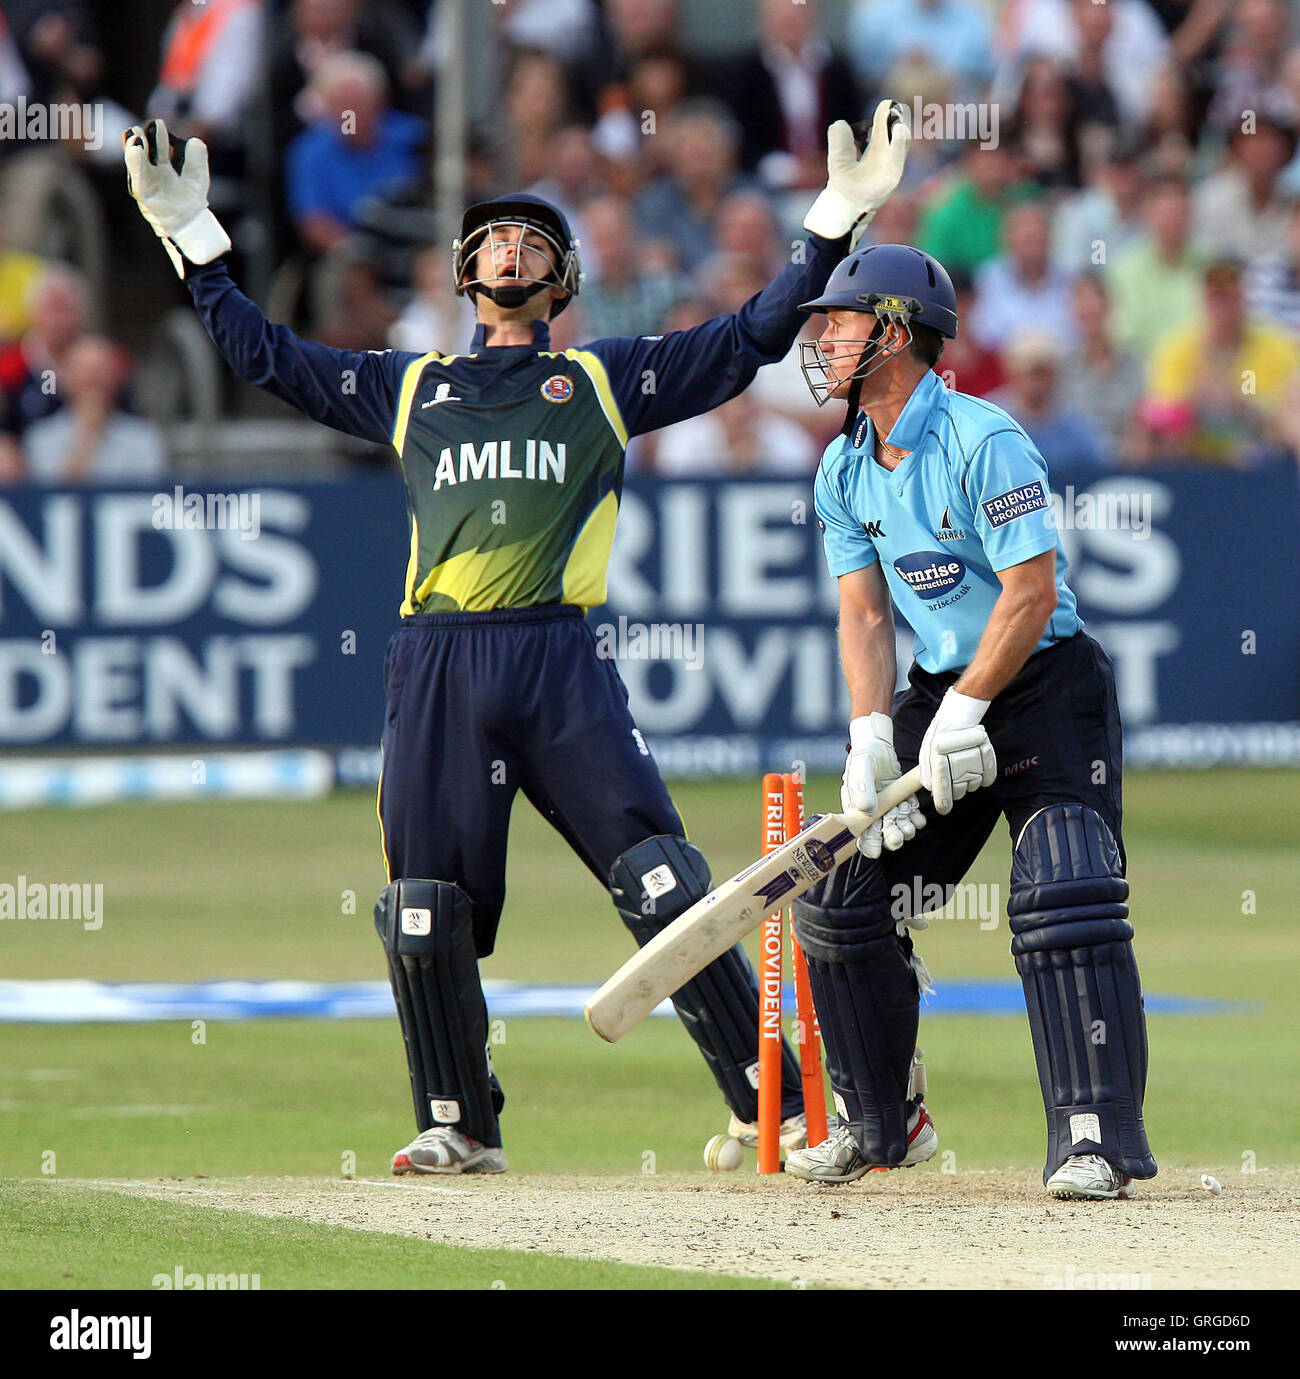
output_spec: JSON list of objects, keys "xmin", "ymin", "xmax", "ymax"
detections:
[{"xmin": 703, "ymin": 1133, "xmax": 744, "ymax": 1172}]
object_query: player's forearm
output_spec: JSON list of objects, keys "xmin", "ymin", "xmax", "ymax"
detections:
[
  {"xmin": 598, "ymin": 233, "xmax": 844, "ymax": 434},
  {"xmin": 649, "ymin": 110, "xmax": 902, "ymax": 392},
  {"xmin": 185, "ymin": 261, "xmax": 325, "ymax": 390},
  {"xmin": 733, "ymin": 233, "xmax": 845, "ymax": 361},
  {"xmin": 955, "ymin": 586, "xmax": 1054, "ymax": 702},
  {"xmin": 839, "ymin": 604, "xmax": 897, "ymax": 719},
  {"xmin": 184, "ymin": 260, "xmax": 404, "ymax": 445}
]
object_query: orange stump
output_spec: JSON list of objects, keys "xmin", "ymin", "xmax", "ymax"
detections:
[
  {"xmin": 758, "ymin": 772, "xmax": 831, "ymax": 1171},
  {"xmin": 784, "ymin": 774, "xmax": 829, "ymax": 1148},
  {"xmin": 757, "ymin": 774, "xmax": 786, "ymax": 1175}
]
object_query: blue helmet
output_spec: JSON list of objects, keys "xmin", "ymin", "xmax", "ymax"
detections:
[
  {"xmin": 453, "ymin": 193, "xmax": 583, "ymax": 317},
  {"xmin": 798, "ymin": 244, "xmax": 958, "ymax": 406},
  {"xmin": 800, "ymin": 243, "xmax": 958, "ymax": 335}
]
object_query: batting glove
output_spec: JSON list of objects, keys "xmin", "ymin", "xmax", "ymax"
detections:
[
  {"xmin": 842, "ymin": 712, "xmax": 926, "ymax": 859},
  {"xmin": 803, "ymin": 99, "xmax": 911, "ymax": 249},
  {"xmin": 123, "ymin": 118, "xmax": 230, "ymax": 279},
  {"xmin": 918, "ymin": 688, "xmax": 997, "ymax": 816}
]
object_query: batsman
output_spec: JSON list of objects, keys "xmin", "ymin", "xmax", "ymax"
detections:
[
  {"xmin": 123, "ymin": 104, "xmax": 912, "ymax": 1174},
  {"xmin": 781, "ymin": 243, "xmax": 1158, "ymax": 1199}
]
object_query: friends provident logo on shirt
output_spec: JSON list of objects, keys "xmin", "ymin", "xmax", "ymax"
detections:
[
  {"xmin": 981, "ymin": 480, "xmax": 1048, "ymax": 528},
  {"xmin": 893, "ymin": 550, "xmax": 967, "ymax": 598}
]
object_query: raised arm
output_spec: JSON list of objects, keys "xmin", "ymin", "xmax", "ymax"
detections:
[
  {"xmin": 586, "ymin": 101, "xmax": 912, "ymax": 436},
  {"xmin": 185, "ymin": 262, "xmax": 417, "ymax": 445},
  {"xmin": 124, "ymin": 118, "xmax": 419, "ymax": 447},
  {"xmin": 583, "ymin": 234, "xmax": 845, "ymax": 436}
]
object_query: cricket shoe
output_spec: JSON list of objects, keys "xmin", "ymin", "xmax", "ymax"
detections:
[
  {"xmin": 785, "ymin": 1103, "xmax": 938, "ymax": 1184},
  {"xmin": 868, "ymin": 1101, "xmax": 938, "ymax": 1173},
  {"xmin": 727, "ymin": 1110, "xmax": 808, "ymax": 1154},
  {"xmin": 391, "ymin": 1126, "xmax": 508, "ymax": 1176},
  {"xmin": 1045, "ymin": 1153, "xmax": 1133, "ymax": 1200}
]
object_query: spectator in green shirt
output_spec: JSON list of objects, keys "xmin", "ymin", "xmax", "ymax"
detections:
[
  {"xmin": 1106, "ymin": 174, "xmax": 1204, "ymax": 359},
  {"xmin": 916, "ymin": 140, "xmax": 1039, "ymax": 276}
]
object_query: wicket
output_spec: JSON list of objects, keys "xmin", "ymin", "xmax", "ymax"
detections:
[{"xmin": 758, "ymin": 773, "xmax": 829, "ymax": 1172}]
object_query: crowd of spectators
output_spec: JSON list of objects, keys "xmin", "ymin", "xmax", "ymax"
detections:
[{"xmin": 2, "ymin": 0, "xmax": 1300, "ymax": 479}]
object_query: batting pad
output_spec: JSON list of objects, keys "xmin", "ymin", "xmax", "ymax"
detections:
[
  {"xmin": 1009, "ymin": 805, "xmax": 1157, "ymax": 1181},
  {"xmin": 793, "ymin": 861, "xmax": 920, "ymax": 1166},
  {"xmin": 374, "ymin": 879, "xmax": 500, "ymax": 1145}
]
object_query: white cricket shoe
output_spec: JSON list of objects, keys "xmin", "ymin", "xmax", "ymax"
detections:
[
  {"xmin": 391, "ymin": 1126, "xmax": 508, "ymax": 1176},
  {"xmin": 785, "ymin": 1102, "xmax": 938, "ymax": 1183},
  {"xmin": 728, "ymin": 1110, "xmax": 808, "ymax": 1154},
  {"xmin": 1046, "ymin": 1153, "xmax": 1133, "ymax": 1200},
  {"xmin": 783, "ymin": 1122, "xmax": 872, "ymax": 1183}
]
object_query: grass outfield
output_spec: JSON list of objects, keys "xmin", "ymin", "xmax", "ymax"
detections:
[
  {"xmin": 0, "ymin": 1183, "xmax": 779, "ymax": 1291},
  {"xmin": 1, "ymin": 769, "xmax": 1297, "ymax": 1287}
]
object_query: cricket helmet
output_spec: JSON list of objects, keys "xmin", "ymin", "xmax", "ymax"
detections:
[
  {"xmin": 452, "ymin": 193, "xmax": 583, "ymax": 317},
  {"xmin": 798, "ymin": 244, "xmax": 958, "ymax": 406}
]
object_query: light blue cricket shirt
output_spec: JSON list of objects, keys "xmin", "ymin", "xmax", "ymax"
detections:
[{"xmin": 814, "ymin": 369, "xmax": 1082, "ymax": 675}]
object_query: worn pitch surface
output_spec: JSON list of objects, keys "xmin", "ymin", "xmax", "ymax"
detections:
[{"xmin": 77, "ymin": 1169, "xmax": 1299, "ymax": 1290}]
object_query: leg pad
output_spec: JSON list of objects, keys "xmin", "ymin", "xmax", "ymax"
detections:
[
  {"xmin": 792, "ymin": 854, "xmax": 919, "ymax": 1165},
  {"xmin": 375, "ymin": 879, "xmax": 501, "ymax": 1145},
  {"xmin": 1009, "ymin": 806, "xmax": 1156, "ymax": 1181},
  {"xmin": 611, "ymin": 836, "xmax": 802, "ymax": 1122}
]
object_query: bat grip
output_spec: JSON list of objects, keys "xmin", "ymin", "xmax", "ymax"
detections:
[{"xmin": 840, "ymin": 765, "xmax": 924, "ymax": 836}]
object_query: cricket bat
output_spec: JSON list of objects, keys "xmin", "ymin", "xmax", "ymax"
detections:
[{"xmin": 584, "ymin": 767, "xmax": 924, "ymax": 1042}]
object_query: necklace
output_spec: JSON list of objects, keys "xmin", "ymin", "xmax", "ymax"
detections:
[{"xmin": 876, "ymin": 431, "xmax": 908, "ymax": 462}]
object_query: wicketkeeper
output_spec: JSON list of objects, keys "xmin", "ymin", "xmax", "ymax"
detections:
[
  {"xmin": 781, "ymin": 243, "xmax": 1158, "ymax": 1198},
  {"xmin": 122, "ymin": 105, "xmax": 912, "ymax": 1174}
]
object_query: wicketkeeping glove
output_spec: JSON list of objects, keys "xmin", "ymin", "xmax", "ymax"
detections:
[
  {"xmin": 918, "ymin": 688, "xmax": 997, "ymax": 815},
  {"xmin": 842, "ymin": 712, "xmax": 926, "ymax": 859},
  {"xmin": 804, "ymin": 99, "xmax": 911, "ymax": 250},
  {"xmin": 123, "ymin": 118, "xmax": 230, "ymax": 279}
]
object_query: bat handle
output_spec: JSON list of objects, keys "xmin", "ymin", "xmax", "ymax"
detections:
[{"xmin": 840, "ymin": 765, "xmax": 924, "ymax": 836}]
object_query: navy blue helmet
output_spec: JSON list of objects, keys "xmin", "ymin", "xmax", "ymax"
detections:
[
  {"xmin": 798, "ymin": 244, "xmax": 958, "ymax": 405},
  {"xmin": 452, "ymin": 193, "xmax": 583, "ymax": 317}
]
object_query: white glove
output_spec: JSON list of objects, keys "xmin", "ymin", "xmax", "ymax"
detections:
[
  {"xmin": 804, "ymin": 100, "xmax": 912, "ymax": 249},
  {"xmin": 918, "ymin": 688, "xmax": 997, "ymax": 816},
  {"xmin": 123, "ymin": 118, "xmax": 231, "ymax": 279},
  {"xmin": 842, "ymin": 712, "xmax": 927, "ymax": 859}
]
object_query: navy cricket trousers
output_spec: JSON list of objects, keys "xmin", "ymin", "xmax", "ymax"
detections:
[
  {"xmin": 377, "ymin": 605, "xmax": 684, "ymax": 956},
  {"xmin": 877, "ymin": 630, "xmax": 1126, "ymax": 910}
]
